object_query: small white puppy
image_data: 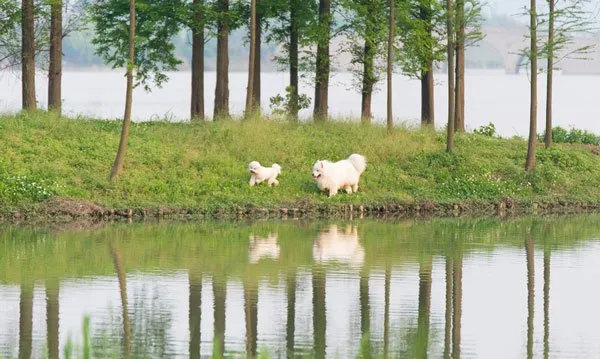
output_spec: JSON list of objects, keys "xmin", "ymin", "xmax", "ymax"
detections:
[
  {"xmin": 312, "ymin": 153, "xmax": 367, "ymax": 197},
  {"xmin": 248, "ymin": 161, "xmax": 282, "ymax": 186}
]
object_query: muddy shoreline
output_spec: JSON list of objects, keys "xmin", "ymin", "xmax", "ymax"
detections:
[{"xmin": 3, "ymin": 196, "xmax": 600, "ymax": 225}]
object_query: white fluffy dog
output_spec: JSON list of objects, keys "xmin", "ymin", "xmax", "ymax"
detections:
[
  {"xmin": 312, "ymin": 153, "xmax": 367, "ymax": 197},
  {"xmin": 248, "ymin": 161, "xmax": 282, "ymax": 186}
]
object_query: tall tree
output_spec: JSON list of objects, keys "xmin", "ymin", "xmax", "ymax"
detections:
[
  {"xmin": 109, "ymin": 0, "xmax": 135, "ymax": 181},
  {"xmin": 214, "ymin": 0, "xmax": 230, "ymax": 119},
  {"xmin": 525, "ymin": 0, "xmax": 538, "ymax": 171},
  {"xmin": 188, "ymin": 270, "xmax": 202, "ymax": 359},
  {"xmin": 542, "ymin": 0, "xmax": 593, "ymax": 148},
  {"xmin": 21, "ymin": 0, "xmax": 36, "ymax": 110},
  {"xmin": 91, "ymin": 0, "xmax": 182, "ymax": 180},
  {"xmin": 386, "ymin": 0, "xmax": 394, "ymax": 132},
  {"xmin": 453, "ymin": 0, "xmax": 483, "ymax": 132},
  {"xmin": 446, "ymin": 0, "xmax": 455, "ymax": 152},
  {"xmin": 190, "ymin": 0, "xmax": 205, "ymax": 121},
  {"xmin": 313, "ymin": 0, "xmax": 331, "ymax": 122},
  {"xmin": 252, "ymin": 4, "xmax": 261, "ymax": 111},
  {"xmin": 48, "ymin": 0, "xmax": 62, "ymax": 113},
  {"xmin": 453, "ymin": 0, "xmax": 464, "ymax": 131},
  {"xmin": 267, "ymin": 0, "xmax": 316, "ymax": 120},
  {"xmin": 245, "ymin": 0, "xmax": 258, "ymax": 117},
  {"xmin": 46, "ymin": 279, "xmax": 60, "ymax": 359},
  {"xmin": 397, "ymin": 0, "xmax": 445, "ymax": 127},
  {"xmin": 343, "ymin": 0, "xmax": 387, "ymax": 123},
  {"xmin": 420, "ymin": 1, "xmax": 435, "ymax": 126}
]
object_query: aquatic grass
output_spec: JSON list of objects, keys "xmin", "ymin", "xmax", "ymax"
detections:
[{"xmin": 3, "ymin": 111, "xmax": 600, "ymax": 213}]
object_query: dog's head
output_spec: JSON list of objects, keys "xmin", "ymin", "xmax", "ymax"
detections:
[
  {"xmin": 248, "ymin": 161, "xmax": 261, "ymax": 174},
  {"xmin": 312, "ymin": 160, "xmax": 325, "ymax": 180}
]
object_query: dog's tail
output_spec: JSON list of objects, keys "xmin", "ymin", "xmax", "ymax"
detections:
[
  {"xmin": 272, "ymin": 163, "xmax": 282, "ymax": 174},
  {"xmin": 348, "ymin": 154, "xmax": 367, "ymax": 174}
]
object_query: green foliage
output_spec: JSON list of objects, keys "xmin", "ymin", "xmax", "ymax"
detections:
[
  {"xmin": 340, "ymin": 0, "xmax": 390, "ymax": 91},
  {"xmin": 0, "ymin": 174, "xmax": 58, "ymax": 205},
  {"xmin": 473, "ymin": 122, "xmax": 496, "ymax": 137},
  {"xmin": 396, "ymin": 0, "xmax": 447, "ymax": 79},
  {"xmin": 269, "ymin": 86, "xmax": 311, "ymax": 117},
  {"xmin": 90, "ymin": 0, "xmax": 184, "ymax": 90},
  {"xmin": 540, "ymin": 126, "xmax": 600, "ymax": 146}
]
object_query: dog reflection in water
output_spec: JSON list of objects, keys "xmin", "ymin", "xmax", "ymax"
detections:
[
  {"xmin": 312, "ymin": 225, "xmax": 365, "ymax": 267},
  {"xmin": 248, "ymin": 233, "xmax": 280, "ymax": 263}
]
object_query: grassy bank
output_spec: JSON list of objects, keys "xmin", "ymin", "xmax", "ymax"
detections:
[{"xmin": 2, "ymin": 111, "xmax": 600, "ymax": 219}]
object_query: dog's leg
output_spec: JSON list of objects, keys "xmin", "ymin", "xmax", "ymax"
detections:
[
  {"xmin": 344, "ymin": 186, "xmax": 353, "ymax": 194},
  {"xmin": 352, "ymin": 184, "xmax": 359, "ymax": 193},
  {"xmin": 249, "ymin": 175, "xmax": 256, "ymax": 186},
  {"xmin": 268, "ymin": 177, "xmax": 279, "ymax": 187},
  {"xmin": 328, "ymin": 186, "xmax": 338, "ymax": 197}
]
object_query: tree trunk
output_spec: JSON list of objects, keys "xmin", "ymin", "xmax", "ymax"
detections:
[
  {"xmin": 18, "ymin": 281, "xmax": 33, "ymax": 359},
  {"xmin": 312, "ymin": 268, "xmax": 326, "ymax": 359},
  {"xmin": 46, "ymin": 279, "xmax": 60, "ymax": 359},
  {"xmin": 214, "ymin": 0, "xmax": 229, "ymax": 120},
  {"xmin": 188, "ymin": 270, "xmax": 202, "ymax": 359},
  {"xmin": 359, "ymin": 268, "xmax": 371, "ymax": 356},
  {"xmin": 289, "ymin": 0, "xmax": 299, "ymax": 121},
  {"xmin": 286, "ymin": 272, "xmax": 296, "ymax": 358},
  {"xmin": 446, "ymin": 0, "xmax": 455, "ymax": 152},
  {"xmin": 454, "ymin": 0, "xmax": 465, "ymax": 132},
  {"xmin": 48, "ymin": 0, "xmax": 62, "ymax": 114},
  {"xmin": 190, "ymin": 0, "xmax": 205, "ymax": 121},
  {"xmin": 313, "ymin": 0, "xmax": 330, "ymax": 122},
  {"xmin": 361, "ymin": 10, "xmax": 376, "ymax": 124},
  {"xmin": 416, "ymin": 258, "xmax": 432, "ymax": 358},
  {"xmin": 545, "ymin": 0, "xmax": 554, "ymax": 148},
  {"xmin": 452, "ymin": 254, "xmax": 462, "ymax": 358},
  {"xmin": 420, "ymin": 3, "xmax": 434, "ymax": 127},
  {"xmin": 21, "ymin": 0, "xmax": 36, "ymax": 111},
  {"xmin": 245, "ymin": 0, "xmax": 257, "ymax": 118},
  {"xmin": 110, "ymin": 243, "xmax": 131, "ymax": 358},
  {"xmin": 443, "ymin": 258, "xmax": 454, "ymax": 358},
  {"xmin": 386, "ymin": 0, "xmax": 394, "ymax": 133},
  {"xmin": 252, "ymin": 10, "xmax": 261, "ymax": 112},
  {"xmin": 526, "ymin": 236, "xmax": 535, "ymax": 359},
  {"xmin": 109, "ymin": 0, "xmax": 135, "ymax": 182},
  {"xmin": 421, "ymin": 68, "xmax": 434, "ymax": 126},
  {"xmin": 543, "ymin": 249, "xmax": 550, "ymax": 359},
  {"xmin": 525, "ymin": 0, "xmax": 538, "ymax": 171},
  {"xmin": 213, "ymin": 278, "xmax": 226, "ymax": 358},
  {"xmin": 244, "ymin": 277, "xmax": 258, "ymax": 358}
]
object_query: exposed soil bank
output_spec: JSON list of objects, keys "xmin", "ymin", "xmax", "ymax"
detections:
[{"xmin": 3, "ymin": 196, "xmax": 600, "ymax": 224}]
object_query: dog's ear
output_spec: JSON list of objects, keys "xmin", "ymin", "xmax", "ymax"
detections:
[{"xmin": 319, "ymin": 161, "xmax": 324, "ymax": 169}]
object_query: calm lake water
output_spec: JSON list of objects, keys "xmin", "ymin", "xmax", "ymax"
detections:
[
  {"xmin": 2, "ymin": 215, "xmax": 600, "ymax": 358},
  {"xmin": 1, "ymin": 70, "xmax": 599, "ymax": 137}
]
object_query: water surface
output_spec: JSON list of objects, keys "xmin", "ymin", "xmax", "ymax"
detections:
[{"xmin": 2, "ymin": 215, "xmax": 600, "ymax": 358}]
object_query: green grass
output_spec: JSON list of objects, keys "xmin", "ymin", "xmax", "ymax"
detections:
[{"xmin": 2, "ymin": 110, "xmax": 600, "ymax": 214}]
